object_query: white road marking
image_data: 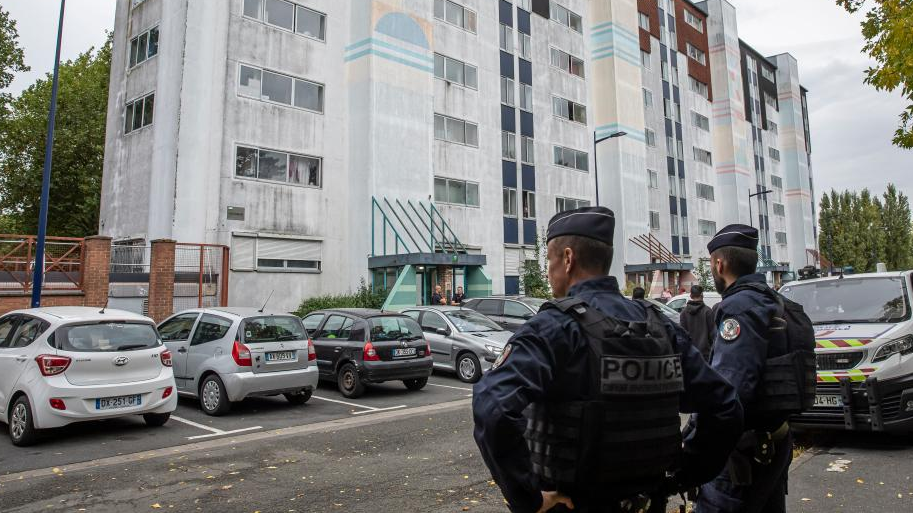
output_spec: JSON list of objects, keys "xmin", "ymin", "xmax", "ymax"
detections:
[
  {"xmin": 170, "ymin": 415, "xmax": 223, "ymax": 434},
  {"xmin": 170, "ymin": 415, "xmax": 262, "ymax": 440},
  {"xmin": 426, "ymin": 383, "xmax": 473, "ymax": 392},
  {"xmin": 311, "ymin": 395, "xmax": 378, "ymax": 411},
  {"xmin": 187, "ymin": 427, "xmax": 263, "ymax": 440},
  {"xmin": 351, "ymin": 405, "xmax": 407, "ymax": 415}
]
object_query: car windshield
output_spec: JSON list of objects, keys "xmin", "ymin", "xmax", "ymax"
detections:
[
  {"xmin": 369, "ymin": 316, "xmax": 423, "ymax": 341},
  {"xmin": 445, "ymin": 310, "xmax": 502, "ymax": 332},
  {"xmin": 780, "ymin": 277, "xmax": 910, "ymax": 324},
  {"xmin": 519, "ymin": 298, "xmax": 547, "ymax": 311},
  {"xmin": 242, "ymin": 316, "xmax": 307, "ymax": 343},
  {"xmin": 55, "ymin": 322, "xmax": 161, "ymax": 352}
]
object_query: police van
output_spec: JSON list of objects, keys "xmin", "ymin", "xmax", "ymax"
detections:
[{"xmin": 779, "ymin": 271, "xmax": 913, "ymax": 432}]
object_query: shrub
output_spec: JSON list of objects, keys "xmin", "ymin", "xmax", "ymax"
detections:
[{"xmin": 295, "ymin": 278, "xmax": 390, "ymax": 317}]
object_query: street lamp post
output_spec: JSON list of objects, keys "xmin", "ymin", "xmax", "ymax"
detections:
[
  {"xmin": 748, "ymin": 188, "xmax": 773, "ymax": 229},
  {"xmin": 31, "ymin": 0, "xmax": 66, "ymax": 308},
  {"xmin": 593, "ymin": 131, "xmax": 627, "ymax": 206}
]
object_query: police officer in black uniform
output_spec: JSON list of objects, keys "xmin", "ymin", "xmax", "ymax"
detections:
[
  {"xmin": 473, "ymin": 207, "xmax": 744, "ymax": 513},
  {"xmin": 694, "ymin": 224, "xmax": 794, "ymax": 513}
]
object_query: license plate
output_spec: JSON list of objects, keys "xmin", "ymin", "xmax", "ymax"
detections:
[
  {"xmin": 96, "ymin": 394, "xmax": 142, "ymax": 411},
  {"xmin": 266, "ymin": 351, "xmax": 296, "ymax": 362},
  {"xmin": 393, "ymin": 347, "xmax": 417, "ymax": 358},
  {"xmin": 814, "ymin": 394, "xmax": 843, "ymax": 407}
]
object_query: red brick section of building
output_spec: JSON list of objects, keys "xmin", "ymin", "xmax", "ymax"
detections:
[
  {"xmin": 147, "ymin": 239, "xmax": 176, "ymax": 323},
  {"xmin": 637, "ymin": 0, "xmax": 660, "ymax": 53},
  {"xmin": 675, "ymin": 0, "xmax": 713, "ymax": 101}
]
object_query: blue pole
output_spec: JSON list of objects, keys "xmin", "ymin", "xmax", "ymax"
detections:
[{"xmin": 31, "ymin": 0, "xmax": 66, "ymax": 308}]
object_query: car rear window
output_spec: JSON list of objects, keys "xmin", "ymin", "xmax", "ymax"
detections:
[
  {"xmin": 54, "ymin": 322, "xmax": 161, "ymax": 353},
  {"xmin": 242, "ymin": 316, "xmax": 307, "ymax": 343},
  {"xmin": 369, "ymin": 316, "xmax": 422, "ymax": 341}
]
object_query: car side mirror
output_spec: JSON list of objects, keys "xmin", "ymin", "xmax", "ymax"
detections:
[{"xmin": 436, "ymin": 327, "xmax": 450, "ymax": 336}]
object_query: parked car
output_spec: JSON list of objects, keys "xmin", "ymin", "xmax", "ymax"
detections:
[
  {"xmin": 461, "ymin": 296, "xmax": 548, "ymax": 332},
  {"xmin": 666, "ymin": 291, "xmax": 723, "ymax": 313},
  {"xmin": 157, "ymin": 308, "xmax": 318, "ymax": 416},
  {"xmin": 301, "ymin": 309, "xmax": 432, "ymax": 398},
  {"xmin": 642, "ymin": 298, "xmax": 683, "ymax": 324},
  {"xmin": 402, "ymin": 306, "xmax": 512, "ymax": 383},
  {"xmin": 0, "ymin": 307, "xmax": 177, "ymax": 446}
]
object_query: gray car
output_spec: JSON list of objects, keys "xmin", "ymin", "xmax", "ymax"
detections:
[
  {"xmin": 402, "ymin": 306, "xmax": 512, "ymax": 383},
  {"xmin": 157, "ymin": 308, "xmax": 319, "ymax": 416}
]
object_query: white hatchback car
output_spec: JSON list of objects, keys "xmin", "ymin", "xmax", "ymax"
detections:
[{"xmin": 0, "ymin": 307, "xmax": 177, "ymax": 446}]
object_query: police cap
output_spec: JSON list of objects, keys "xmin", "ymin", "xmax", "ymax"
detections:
[
  {"xmin": 707, "ymin": 224, "xmax": 759, "ymax": 254},
  {"xmin": 546, "ymin": 207, "xmax": 615, "ymax": 246}
]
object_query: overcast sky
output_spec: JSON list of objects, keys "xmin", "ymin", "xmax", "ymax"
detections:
[{"xmin": 5, "ymin": 0, "xmax": 912, "ymax": 201}]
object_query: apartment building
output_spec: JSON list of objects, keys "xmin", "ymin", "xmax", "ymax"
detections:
[{"xmin": 100, "ymin": 0, "xmax": 817, "ymax": 311}]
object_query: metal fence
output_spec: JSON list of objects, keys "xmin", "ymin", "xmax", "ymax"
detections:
[
  {"xmin": 174, "ymin": 244, "xmax": 229, "ymax": 314},
  {"xmin": 108, "ymin": 244, "xmax": 152, "ymax": 315},
  {"xmin": 0, "ymin": 234, "xmax": 84, "ymax": 292}
]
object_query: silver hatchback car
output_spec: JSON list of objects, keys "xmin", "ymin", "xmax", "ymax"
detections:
[
  {"xmin": 402, "ymin": 306, "xmax": 512, "ymax": 383},
  {"xmin": 157, "ymin": 308, "xmax": 318, "ymax": 416}
]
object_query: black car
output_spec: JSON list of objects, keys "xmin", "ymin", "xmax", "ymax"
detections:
[
  {"xmin": 461, "ymin": 296, "xmax": 548, "ymax": 332},
  {"xmin": 301, "ymin": 309, "xmax": 432, "ymax": 398}
]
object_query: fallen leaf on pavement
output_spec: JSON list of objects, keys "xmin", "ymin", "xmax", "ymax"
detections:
[
  {"xmin": 151, "ymin": 505, "xmax": 162, "ymax": 510},
  {"xmin": 856, "ymin": 479, "xmax": 865, "ymax": 484}
]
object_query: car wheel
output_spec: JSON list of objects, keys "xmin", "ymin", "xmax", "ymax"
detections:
[
  {"xmin": 284, "ymin": 388, "xmax": 313, "ymax": 405},
  {"xmin": 337, "ymin": 363, "xmax": 365, "ymax": 399},
  {"xmin": 403, "ymin": 378, "xmax": 428, "ymax": 391},
  {"xmin": 143, "ymin": 412, "xmax": 171, "ymax": 427},
  {"xmin": 9, "ymin": 395, "xmax": 38, "ymax": 447},
  {"xmin": 456, "ymin": 353, "xmax": 482, "ymax": 384},
  {"xmin": 199, "ymin": 374, "xmax": 231, "ymax": 416}
]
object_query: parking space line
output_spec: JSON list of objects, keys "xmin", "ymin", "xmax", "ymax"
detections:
[
  {"xmin": 311, "ymin": 395, "xmax": 378, "ymax": 411},
  {"xmin": 351, "ymin": 405, "xmax": 407, "ymax": 415},
  {"xmin": 186, "ymin": 427, "xmax": 263, "ymax": 440},
  {"xmin": 426, "ymin": 383, "xmax": 473, "ymax": 392},
  {"xmin": 170, "ymin": 415, "xmax": 224, "ymax": 434}
]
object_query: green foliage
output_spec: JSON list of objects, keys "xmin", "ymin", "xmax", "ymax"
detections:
[
  {"xmin": 0, "ymin": 6, "xmax": 29, "ymax": 110},
  {"xmin": 622, "ymin": 281, "xmax": 638, "ymax": 297},
  {"xmin": 695, "ymin": 258, "xmax": 716, "ymax": 292},
  {"xmin": 0, "ymin": 34, "xmax": 111, "ymax": 237},
  {"xmin": 819, "ymin": 183, "xmax": 912, "ymax": 272},
  {"xmin": 520, "ymin": 233, "xmax": 552, "ymax": 299},
  {"xmin": 836, "ymin": 0, "xmax": 913, "ymax": 148},
  {"xmin": 295, "ymin": 278, "xmax": 390, "ymax": 317}
]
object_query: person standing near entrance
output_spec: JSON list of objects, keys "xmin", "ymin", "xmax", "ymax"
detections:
[
  {"xmin": 431, "ymin": 285, "xmax": 446, "ymax": 306},
  {"xmin": 680, "ymin": 285, "xmax": 715, "ymax": 361},
  {"xmin": 451, "ymin": 286, "xmax": 465, "ymax": 305}
]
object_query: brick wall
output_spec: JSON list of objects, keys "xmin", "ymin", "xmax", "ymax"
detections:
[
  {"xmin": 147, "ymin": 239, "xmax": 176, "ymax": 323},
  {"xmin": 83, "ymin": 236, "xmax": 112, "ymax": 307},
  {"xmin": 0, "ymin": 293, "xmax": 85, "ymax": 314}
]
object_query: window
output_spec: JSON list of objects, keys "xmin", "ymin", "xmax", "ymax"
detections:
[
  {"xmin": 692, "ymin": 111, "xmax": 710, "ymax": 131},
  {"xmin": 690, "ymin": 77, "xmax": 709, "ymax": 99},
  {"xmin": 434, "ymin": 0, "xmax": 477, "ymax": 33},
  {"xmin": 519, "ymin": 84, "xmax": 533, "ymax": 111},
  {"xmin": 552, "ymin": 96, "xmax": 586, "ymax": 124},
  {"xmin": 518, "ymin": 33, "xmax": 532, "ymax": 60},
  {"xmin": 502, "ymin": 131, "xmax": 517, "ymax": 160},
  {"xmin": 643, "ymin": 88, "xmax": 654, "ymax": 109},
  {"xmin": 686, "ymin": 44, "xmax": 706, "ymax": 65},
  {"xmin": 517, "ymin": 0, "xmax": 531, "ymax": 11},
  {"xmin": 434, "ymin": 113, "xmax": 479, "ymax": 146},
  {"xmin": 769, "ymin": 147, "xmax": 781, "ymax": 161},
  {"xmin": 129, "ymin": 26, "xmax": 159, "ymax": 68},
  {"xmin": 556, "ymin": 197, "xmax": 591, "ymax": 213},
  {"xmin": 191, "ymin": 315, "xmax": 232, "ymax": 346},
  {"xmin": 694, "ymin": 147, "xmax": 713, "ymax": 165},
  {"xmin": 670, "ymin": 214, "xmax": 680, "ymax": 236},
  {"xmin": 645, "ymin": 128, "xmax": 656, "ymax": 147},
  {"xmin": 231, "ymin": 234, "xmax": 322, "ymax": 272},
  {"xmin": 684, "ymin": 10, "xmax": 703, "ymax": 32},
  {"xmin": 158, "ymin": 313, "xmax": 199, "ymax": 341},
  {"xmin": 765, "ymin": 93, "xmax": 777, "ymax": 108},
  {"xmin": 501, "ymin": 77, "xmax": 515, "ymax": 106},
  {"xmin": 553, "ymin": 145, "xmax": 588, "ymax": 172},
  {"xmin": 695, "ymin": 182, "xmax": 715, "ymax": 201},
  {"xmin": 235, "ymin": 145, "xmax": 322, "ymax": 187},
  {"xmin": 681, "ymin": 216, "xmax": 689, "ymax": 236},
  {"xmin": 638, "ymin": 12, "xmax": 650, "ymax": 30},
  {"xmin": 316, "ymin": 315, "xmax": 351, "ymax": 339},
  {"xmin": 522, "ymin": 191, "xmax": 536, "ymax": 219},
  {"xmin": 124, "ymin": 93, "xmax": 154, "ymax": 134},
  {"xmin": 650, "ymin": 211, "xmax": 661, "ymax": 230},
  {"xmin": 499, "ymin": 24, "xmax": 513, "ymax": 53},
  {"xmin": 698, "ymin": 219, "xmax": 717, "ymax": 236},
  {"xmin": 521, "ymin": 136, "xmax": 535, "ymax": 164},
  {"xmin": 641, "ymin": 50, "xmax": 652, "ymax": 69},
  {"xmin": 648, "ymin": 170, "xmax": 659, "ymax": 189},
  {"xmin": 504, "ymin": 301, "xmax": 533, "ymax": 319},
  {"xmin": 761, "ymin": 66, "xmax": 776, "ymax": 82},
  {"xmin": 238, "ymin": 64, "xmax": 324, "ymax": 112},
  {"xmin": 421, "ymin": 312, "xmax": 449, "ymax": 333},
  {"xmin": 773, "ymin": 203, "xmax": 786, "ymax": 217},
  {"xmin": 769, "ymin": 121, "xmax": 779, "ymax": 134},
  {"xmin": 668, "ymin": 174, "xmax": 678, "ymax": 196},
  {"xmin": 503, "ymin": 187, "xmax": 518, "ymax": 217},
  {"xmin": 243, "ymin": 0, "xmax": 327, "ymax": 41},
  {"xmin": 434, "ymin": 53, "xmax": 478, "ymax": 89},
  {"xmin": 302, "ymin": 313, "xmax": 325, "ymax": 333},
  {"xmin": 771, "ymin": 175, "xmax": 783, "ymax": 189},
  {"xmin": 550, "ymin": 3, "xmax": 582, "ymax": 33},
  {"xmin": 550, "ymin": 48, "xmax": 585, "ymax": 78},
  {"xmin": 666, "ymin": 136, "xmax": 675, "ymax": 158},
  {"xmin": 435, "ymin": 177, "xmax": 480, "ymax": 207},
  {"xmin": 775, "ymin": 232, "xmax": 788, "ymax": 245},
  {"xmin": 663, "ymin": 98, "xmax": 673, "ymax": 119}
]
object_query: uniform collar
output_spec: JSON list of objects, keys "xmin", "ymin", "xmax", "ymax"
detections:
[
  {"xmin": 722, "ymin": 273, "xmax": 766, "ymax": 297},
  {"xmin": 567, "ymin": 276, "xmax": 620, "ymax": 297}
]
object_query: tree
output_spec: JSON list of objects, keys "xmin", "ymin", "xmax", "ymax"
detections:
[
  {"xmin": 0, "ymin": 6, "xmax": 29, "ymax": 112},
  {"xmin": 881, "ymin": 184, "xmax": 913, "ymax": 270},
  {"xmin": 836, "ymin": 1, "xmax": 913, "ymax": 148},
  {"xmin": 695, "ymin": 258, "xmax": 715, "ymax": 292},
  {"xmin": 0, "ymin": 35, "xmax": 111, "ymax": 237},
  {"xmin": 520, "ymin": 233, "xmax": 551, "ymax": 299}
]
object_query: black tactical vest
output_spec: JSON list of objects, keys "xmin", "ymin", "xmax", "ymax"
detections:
[{"xmin": 524, "ymin": 298, "xmax": 684, "ymax": 498}]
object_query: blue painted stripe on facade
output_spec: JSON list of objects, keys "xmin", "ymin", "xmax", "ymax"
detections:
[
  {"xmin": 344, "ymin": 48, "xmax": 434, "ymax": 73},
  {"xmin": 591, "ymin": 49, "xmax": 641, "ymax": 67},
  {"xmin": 344, "ymin": 38, "xmax": 434, "ymax": 63},
  {"xmin": 591, "ymin": 28, "xmax": 640, "ymax": 48},
  {"xmin": 591, "ymin": 21, "xmax": 638, "ymax": 40},
  {"xmin": 596, "ymin": 123, "xmax": 647, "ymax": 143},
  {"xmin": 592, "ymin": 46, "xmax": 641, "ymax": 63}
]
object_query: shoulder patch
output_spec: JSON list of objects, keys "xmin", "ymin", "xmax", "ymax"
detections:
[
  {"xmin": 720, "ymin": 318, "xmax": 741, "ymax": 341},
  {"xmin": 491, "ymin": 344, "xmax": 513, "ymax": 370}
]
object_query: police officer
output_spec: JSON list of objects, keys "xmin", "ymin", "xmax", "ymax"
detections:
[
  {"xmin": 694, "ymin": 224, "xmax": 793, "ymax": 513},
  {"xmin": 473, "ymin": 207, "xmax": 744, "ymax": 513}
]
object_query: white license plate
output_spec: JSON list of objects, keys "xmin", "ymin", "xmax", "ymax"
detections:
[
  {"xmin": 393, "ymin": 347, "xmax": 417, "ymax": 358},
  {"xmin": 814, "ymin": 394, "xmax": 843, "ymax": 407},
  {"xmin": 266, "ymin": 351, "xmax": 296, "ymax": 362},
  {"xmin": 96, "ymin": 394, "xmax": 142, "ymax": 411}
]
